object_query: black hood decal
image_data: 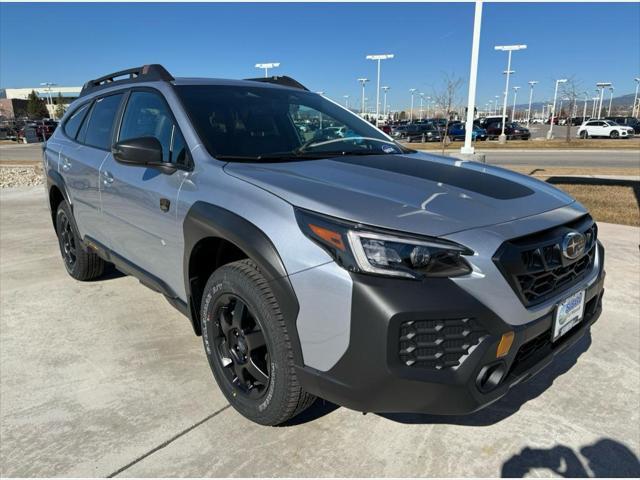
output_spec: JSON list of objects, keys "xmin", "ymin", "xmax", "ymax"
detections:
[{"xmin": 330, "ymin": 155, "xmax": 534, "ymax": 200}]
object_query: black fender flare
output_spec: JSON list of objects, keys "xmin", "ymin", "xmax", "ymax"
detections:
[
  {"xmin": 46, "ymin": 168, "xmax": 73, "ymax": 229},
  {"xmin": 183, "ymin": 201, "xmax": 303, "ymax": 366}
]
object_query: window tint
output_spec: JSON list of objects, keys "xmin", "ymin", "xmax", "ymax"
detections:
[
  {"xmin": 63, "ymin": 103, "xmax": 90, "ymax": 139},
  {"xmin": 119, "ymin": 91, "xmax": 175, "ymax": 163},
  {"xmin": 83, "ymin": 94, "xmax": 124, "ymax": 150}
]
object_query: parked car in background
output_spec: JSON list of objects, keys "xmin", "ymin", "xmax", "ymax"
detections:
[
  {"xmin": 485, "ymin": 121, "xmax": 531, "ymax": 140},
  {"xmin": 577, "ymin": 119, "xmax": 635, "ymax": 138},
  {"xmin": 391, "ymin": 123, "xmax": 441, "ymax": 142},
  {"xmin": 379, "ymin": 124, "xmax": 392, "ymax": 135},
  {"xmin": 18, "ymin": 119, "xmax": 58, "ymax": 142},
  {"xmin": 570, "ymin": 117, "xmax": 587, "ymax": 126},
  {"xmin": 447, "ymin": 122, "xmax": 487, "ymax": 141},
  {"xmin": 605, "ymin": 116, "xmax": 640, "ymax": 134}
]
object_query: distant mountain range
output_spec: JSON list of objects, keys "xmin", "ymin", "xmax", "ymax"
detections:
[{"xmin": 516, "ymin": 93, "xmax": 636, "ymax": 112}]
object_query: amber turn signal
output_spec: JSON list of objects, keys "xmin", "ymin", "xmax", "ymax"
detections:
[
  {"xmin": 496, "ymin": 331, "xmax": 515, "ymax": 358},
  {"xmin": 309, "ymin": 224, "xmax": 346, "ymax": 251}
]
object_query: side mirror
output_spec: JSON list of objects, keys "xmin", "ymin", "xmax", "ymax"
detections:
[{"xmin": 112, "ymin": 137, "xmax": 176, "ymax": 174}]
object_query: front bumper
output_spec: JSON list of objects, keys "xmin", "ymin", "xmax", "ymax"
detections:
[{"xmin": 297, "ymin": 243, "xmax": 605, "ymax": 415}]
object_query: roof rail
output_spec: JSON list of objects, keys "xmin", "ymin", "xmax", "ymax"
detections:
[
  {"xmin": 244, "ymin": 75, "xmax": 309, "ymax": 91},
  {"xmin": 80, "ymin": 64, "xmax": 174, "ymax": 97}
]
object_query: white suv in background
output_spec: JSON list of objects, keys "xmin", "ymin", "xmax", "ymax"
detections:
[{"xmin": 578, "ymin": 119, "xmax": 635, "ymax": 139}]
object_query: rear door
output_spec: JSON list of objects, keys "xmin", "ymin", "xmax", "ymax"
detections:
[
  {"xmin": 61, "ymin": 93, "xmax": 124, "ymax": 243},
  {"xmin": 99, "ymin": 89, "xmax": 189, "ymax": 297}
]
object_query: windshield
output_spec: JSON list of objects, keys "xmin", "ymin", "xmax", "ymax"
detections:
[{"xmin": 175, "ymin": 84, "xmax": 411, "ymax": 161}]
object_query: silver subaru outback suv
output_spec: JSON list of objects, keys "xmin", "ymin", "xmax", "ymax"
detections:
[{"xmin": 44, "ymin": 65, "xmax": 605, "ymax": 425}]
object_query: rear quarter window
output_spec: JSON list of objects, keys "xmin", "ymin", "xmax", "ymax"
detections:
[{"xmin": 63, "ymin": 103, "xmax": 90, "ymax": 139}]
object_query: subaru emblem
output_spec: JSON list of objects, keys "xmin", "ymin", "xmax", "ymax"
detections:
[{"xmin": 562, "ymin": 231, "xmax": 586, "ymax": 260}]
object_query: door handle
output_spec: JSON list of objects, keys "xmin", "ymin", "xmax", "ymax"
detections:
[
  {"xmin": 102, "ymin": 171, "xmax": 114, "ymax": 186},
  {"xmin": 61, "ymin": 157, "xmax": 71, "ymax": 171}
]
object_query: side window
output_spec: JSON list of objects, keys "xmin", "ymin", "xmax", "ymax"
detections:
[
  {"xmin": 83, "ymin": 94, "xmax": 124, "ymax": 150},
  {"xmin": 63, "ymin": 103, "xmax": 90, "ymax": 139},
  {"xmin": 119, "ymin": 91, "xmax": 179, "ymax": 163}
]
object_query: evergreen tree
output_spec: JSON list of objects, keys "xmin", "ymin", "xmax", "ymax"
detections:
[
  {"xmin": 54, "ymin": 93, "xmax": 66, "ymax": 119},
  {"xmin": 26, "ymin": 90, "xmax": 49, "ymax": 119}
]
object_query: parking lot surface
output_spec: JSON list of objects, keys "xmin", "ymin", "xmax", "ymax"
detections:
[{"xmin": 1, "ymin": 186, "xmax": 639, "ymax": 477}]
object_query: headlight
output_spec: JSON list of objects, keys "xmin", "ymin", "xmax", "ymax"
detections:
[{"xmin": 296, "ymin": 209, "xmax": 473, "ymax": 279}]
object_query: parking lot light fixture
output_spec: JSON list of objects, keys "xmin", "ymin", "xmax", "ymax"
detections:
[
  {"xmin": 547, "ymin": 78, "xmax": 567, "ymax": 139},
  {"xmin": 461, "ymin": 0, "xmax": 483, "ymax": 155},
  {"xmin": 366, "ymin": 54, "xmax": 394, "ymax": 126},
  {"xmin": 343, "ymin": 95, "xmax": 350, "ymax": 109},
  {"xmin": 591, "ymin": 96, "xmax": 599, "ymax": 118},
  {"xmin": 583, "ymin": 93, "xmax": 589, "ymax": 121},
  {"xmin": 419, "ymin": 93, "xmax": 425, "ymax": 120},
  {"xmin": 409, "ymin": 88, "xmax": 417, "ymax": 121},
  {"xmin": 596, "ymin": 82, "xmax": 611, "ymax": 118},
  {"xmin": 633, "ymin": 78, "xmax": 640, "ymax": 117},
  {"xmin": 382, "ymin": 86, "xmax": 390, "ymax": 118},
  {"xmin": 494, "ymin": 95, "xmax": 500, "ymax": 115},
  {"xmin": 40, "ymin": 82, "xmax": 57, "ymax": 119},
  {"xmin": 607, "ymin": 86, "xmax": 615, "ymax": 116},
  {"xmin": 255, "ymin": 62, "xmax": 280, "ymax": 78},
  {"xmin": 495, "ymin": 44, "xmax": 527, "ymax": 143},
  {"xmin": 526, "ymin": 81, "xmax": 538, "ymax": 125},
  {"xmin": 512, "ymin": 86, "xmax": 520, "ymax": 121},
  {"xmin": 358, "ymin": 78, "xmax": 369, "ymax": 116},
  {"xmin": 426, "ymin": 96, "xmax": 432, "ymax": 118}
]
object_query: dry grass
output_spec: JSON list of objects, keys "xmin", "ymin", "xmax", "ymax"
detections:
[
  {"xmin": 551, "ymin": 184, "xmax": 639, "ymax": 227},
  {"xmin": 410, "ymin": 138, "xmax": 640, "ymax": 150}
]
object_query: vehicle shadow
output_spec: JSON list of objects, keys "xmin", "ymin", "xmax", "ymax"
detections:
[
  {"xmin": 87, "ymin": 263, "xmax": 126, "ymax": 282},
  {"xmin": 379, "ymin": 332, "xmax": 591, "ymax": 426},
  {"xmin": 501, "ymin": 438, "xmax": 640, "ymax": 477},
  {"xmin": 280, "ymin": 398, "xmax": 341, "ymax": 427}
]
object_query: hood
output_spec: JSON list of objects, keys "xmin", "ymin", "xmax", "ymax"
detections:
[{"xmin": 224, "ymin": 152, "xmax": 575, "ymax": 237}]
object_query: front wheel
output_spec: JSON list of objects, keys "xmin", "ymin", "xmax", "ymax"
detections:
[
  {"xmin": 580, "ymin": 130, "xmax": 588, "ymax": 139},
  {"xmin": 200, "ymin": 259, "xmax": 315, "ymax": 426},
  {"xmin": 610, "ymin": 130, "xmax": 620, "ymax": 139}
]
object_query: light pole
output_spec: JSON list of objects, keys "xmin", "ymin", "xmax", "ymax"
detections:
[
  {"xmin": 596, "ymin": 82, "xmax": 611, "ymax": 118},
  {"xmin": 460, "ymin": 0, "xmax": 483, "ymax": 154},
  {"xmin": 382, "ymin": 86, "xmax": 390, "ymax": 118},
  {"xmin": 425, "ymin": 96, "xmax": 432, "ymax": 118},
  {"xmin": 591, "ymin": 96, "xmax": 599, "ymax": 118},
  {"xmin": 366, "ymin": 54, "xmax": 394, "ymax": 126},
  {"xmin": 357, "ymin": 78, "xmax": 369, "ymax": 116},
  {"xmin": 409, "ymin": 88, "xmax": 417, "ymax": 121},
  {"xmin": 607, "ymin": 86, "xmax": 614, "ymax": 116},
  {"xmin": 495, "ymin": 44, "xmax": 527, "ymax": 143},
  {"xmin": 583, "ymin": 92, "xmax": 589, "ymax": 120},
  {"xmin": 512, "ymin": 86, "xmax": 520, "ymax": 121},
  {"xmin": 494, "ymin": 95, "xmax": 500, "ymax": 115},
  {"xmin": 547, "ymin": 78, "xmax": 567, "ymax": 139},
  {"xmin": 343, "ymin": 95, "xmax": 349, "ymax": 109},
  {"xmin": 419, "ymin": 93, "xmax": 425, "ymax": 120},
  {"xmin": 255, "ymin": 62, "xmax": 280, "ymax": 78},
  {"xmin": 633, "ymin": 77, "xmax": 640, "ymax": 118},
  {"xmin": 316, "ymin": 91, "xmax": 325, "ymax": 129},
  {"xmin": 40, "ymin": 82, "xmax": 56, "ymax": 119},
  {"xmin": 526, "ymin": 80, "xmax": 538, "ymax": 125}
]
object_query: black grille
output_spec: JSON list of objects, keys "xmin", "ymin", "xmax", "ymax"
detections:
[
  {"xmin": 398, "ymin": 318, "xmax": 488, "ymax": 369},
  {"xmin": 494, "ymin": 216, "xmax": 598, "ymax": 306}
]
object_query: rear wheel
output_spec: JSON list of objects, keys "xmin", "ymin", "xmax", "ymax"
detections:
[
  {"xmin": 610, "ymin": 130, "xmax": 619, "ymax": 139},
  {"xmin": 200, "ymin": 259, "xmax": 315, "ymax": 425},
  {"xmin": 55, "ymin": 202, "xmax": 105, "ymax": 281}
]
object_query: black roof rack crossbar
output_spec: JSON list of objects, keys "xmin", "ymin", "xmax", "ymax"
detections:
[
  {"xmin": 243, "ymin": 76, "xmax": 309, "ymax": 91},
  {"xmin": 80, "ymin": 64, "xmax": 174, "ymax": 97}
]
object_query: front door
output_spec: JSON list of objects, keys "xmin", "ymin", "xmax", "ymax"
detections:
[{"xmin": 99, "ymin": 89, "xmax": 190, "ymax": 298}]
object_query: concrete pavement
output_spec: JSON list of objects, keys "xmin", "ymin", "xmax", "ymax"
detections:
[{"xmin": 1, "ymin": 187, "xmax": 639, "ymax": 477}]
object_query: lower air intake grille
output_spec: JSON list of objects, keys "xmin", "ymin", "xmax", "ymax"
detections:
[{"xmin": 399, "ymin": 318, "xmax": 488, "ymax": 369}]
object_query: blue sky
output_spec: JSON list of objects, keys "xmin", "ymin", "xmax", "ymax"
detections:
[{"xmin": 1, "ymin": 2, "xmax": 639, "ymax": 111}]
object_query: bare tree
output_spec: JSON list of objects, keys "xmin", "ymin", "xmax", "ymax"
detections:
[
  {"xmin": 431, "ymin": 73, "xmax": 464, "ymax": 154},
  {"xmin": 560, "ymin": 76, "xmax": 582, "ymax": 143}
]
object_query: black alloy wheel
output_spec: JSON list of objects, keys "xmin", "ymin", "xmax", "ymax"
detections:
[
  {"xmin": 58, "ymin": 209, "xmax": 77, "ymax": 270},
  {"xmin": 212, "ymin": 294, "xmax": 270, "ymax": 398}
]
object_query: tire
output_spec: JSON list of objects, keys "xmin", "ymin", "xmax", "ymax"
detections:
[
  {"xmin": 55, "ymin": 202, "xmax": 105, "ymax": 281},
  {"xmin": 610, "ymin": 130, "xmax": 619, "ymax": 139},
  {"xmin": 580, "ymin": 130, "xmax": 588, "ymax": 139},
  {"xmin": 200, "ymin": 259, "xmax": 315, "ymax": 426}
]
